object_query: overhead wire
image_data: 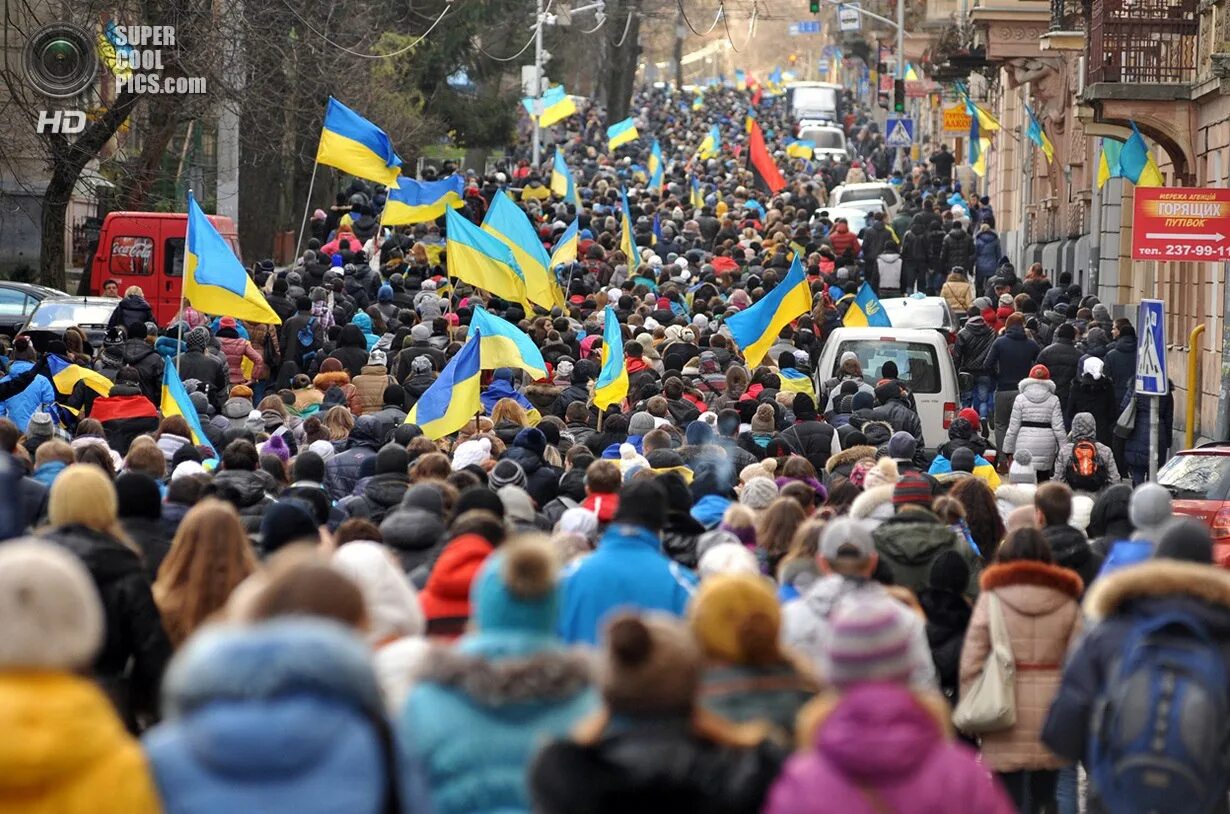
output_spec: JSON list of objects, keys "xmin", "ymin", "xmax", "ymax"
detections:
[
  {"xmin": 276, "ymin": 0, "xmax": 450, "ymax": 59},
  {"xmin": 479, "ymin": 0, "xmax": 555, "ymax": 61},
  {"xmin": 677, "ymin": 1, "xmax": 724, "ymax": 36},
  {"xmin": 610, "ymin": 7, "xmax": 635, "ymax": 47}
]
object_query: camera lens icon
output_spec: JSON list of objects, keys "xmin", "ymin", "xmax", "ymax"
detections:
[{"xmin": 24, "ymin": 23, "xmax": 98, "ymax": 99}]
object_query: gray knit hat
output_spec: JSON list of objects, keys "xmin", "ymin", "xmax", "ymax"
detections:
[
  {"xmin": 26, "ymin": 411, "xmax": 54, "ymax": 439},
  {"xmin": 628, "ymin": 411, "xmax": 657, "ymax": 437},
  {"xmin": 825, "ymin": 592, "xmax": 914, "ymax": 689},
  {"xmin": 1129, "ymin": 483, "xmax": 1172, "ymax": 540},
  {"xmin": 0, "ymin": 539, "xmax": 103, "ymax": 670},
  {"xmin": 1008, "ymin": 448, "xmax": 1036, "ymax": 484},
  {"xmin": 488, "ymin": 459, "xmax": 527, "ymax": 491},
  {"xmin": 739, "ymin": 476, "xmax": 778, "ymax": 509},
  {"xmin": 185, "ymin": 326, "xmax": 210, "ymax": 353}
]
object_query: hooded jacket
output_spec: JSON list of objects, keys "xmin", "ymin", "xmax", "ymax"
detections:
[
  {"xmin": 339, "ymin": 473, "xmax": 408, "ymax": 524},
  {"xmin": 940, "ymin": 226, "xmax": 974, "ymax": 273},
  {"xmin": 1002, "ymin": 377, "xmax": 1067, "ymax": 470},
  {"xmin": 984, "ymin": 326, "xmax": 1041, "ymax": 392},
  {"xmin": 872, "ymin": 507, "xmax": 981, "ymax": 596},
  {"xmin": 212, "ymin": 469, "xmax": 277, "ymax": 536},
  {"xmin": 119, "ymin": 339, "xmax": 165, "ymax": 403},
  {"xmin": 323, "ymin": 416, "xmax": 384, "ymax": 500},
  {"xmin": 1036, "ymin": 336, "xmax": 1082, "ymax": 414},
  {"xmin": 941, "ymin": 273, "xmax": 974, "ymax": 314},
  {"xmin": 107, "ymin": 294, "xmax": 155, "ymax": 331},
  {"xmin": 1053, "ymin": 412, "xmax": 1120, "ymax": 490},
  {"xmin": 1103, "ymin": 333, "xmax": 1137, "ymax": 406},
  {"xmin": 952, "ymin": 317, "xmax": 995, "ymax": 374},
  {"xmin": 1065, "ymin": 371, "xmax": 1117, "ymax": 444},
  {"xmin": 504, "ymin": 430, "xmax": 564, "ymax": 508},
  {"xmin": 329, "ymin": 325, "xmax": 371, "ymax": 378},
  {"xmin": 973, "ymin": 230, "xmax": 1002, "ymax": 276},
  {"xmin": 1041, "ymin": 523, "xmax": 1102, "ymax": 594},
  {"xmin": 869, "ymin": 382, "xmax": 923, "ymax": 440},
  {"xmin": 901, "ymin": 222, "xmax": 931, "ymax": 268}
]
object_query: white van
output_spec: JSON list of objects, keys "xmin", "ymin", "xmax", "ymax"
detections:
[{"xmin": 815, "ymin": 327, "xmax": 964, "ymax": 451}]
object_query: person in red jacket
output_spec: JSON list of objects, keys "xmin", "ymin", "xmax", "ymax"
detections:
[
  {"xmin": 580, "ymin": 459, "xmax": 620, "ymax": 527},
  {"xmin": 827, "ymin": 217, "xmax": 861, "ymax": 263}
]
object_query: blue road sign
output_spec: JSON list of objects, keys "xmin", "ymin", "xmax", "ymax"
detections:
[
  {"xmin": 885, "ymin": 116, "xmax": 914, "ymax": 148},
  {"xmin": 791, "ymin": 20, "xmax": 821, "ymax": 34},
  {"xmin": 1135, "ymin": 298, "xmax": 1168, "ymax": 395}
]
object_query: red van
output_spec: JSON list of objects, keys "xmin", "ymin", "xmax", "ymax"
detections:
[{"xmin": 89, "ymin": 211, "xmax": 241, "ymax": 325}]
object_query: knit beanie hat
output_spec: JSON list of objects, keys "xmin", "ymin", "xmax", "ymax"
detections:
[
  {"xmin": 825, "ymin": 593, "xmax": 914, "ymax": 689},
  {"xmin": 375, "ymin": 443, "xmax": 410, "ymax": 476},
  {"xmin": 739, "ymin": 476, "xmax": 779, "ymax": 509},
  {"xmin": 792, "ymin": 392, "xmax": 818, "ymax": 421},
  {"xmin": 628, "ymin": 411, "xmax": 657, "ymax": 437},
  {"xmin": 928, "ymin": 549, "xmax": 971, "ymax": 593},
  {"xmin": 244, "ymin": 409, "xmax": 265, "ymax": 436},
  {"xmin": 612, "ymin": 479, "xmax": 668, "ymax": 532},
  {"xmin": 887, "ymin": 431, "xmax": 917, "ymax": 461},
  {"xmin": 26, "ymin": 411, "xmax": 54, "ymax": 439},
  {"xmin": 892, "ymin": 472, "xmax": 932, "ymax": 508},
  {"xmin": 958, "ymin": 407, "xmax": 981, "ymax": 427},
  {"xmin": 471, "ymin": 537, "xmax": 562, "ymax": 634},
  {"xmin": 115, "ymin": 472, "xmax": 162, "ymax": 520},
  {"xmin": 185, "ymin": 326, "xmax": 210, "ymax": 353},
  {"xmin": 307, "ymin": 439, "xmax": 336, "ymax": 462},
  {"xmin": 488, "ymin": 459, "xmax": 527, "ymax": 491},
  {"xmin": 260, "ymin": 498, "xmax": 319, "ymax": 554},
  {"xmin": 410, "ymin": 356, "xmax": 433, "ymax": 375},
  {"xmin": 685, "ymin": 420, "xmax": 715, "ymax": 446},
  {"xmin": 451, "ymin": 438, "xmax": 492, "ymax": 471},
  {"xmin": 688, "ymin": 573, "xmax": 782, "ymax": 665},
  {"xmin": 863, "ymin": 457, "xmax": 900, "ymax": 491},
  {"xmin": 950, "ymin": 447, "xmax": 976, "ymax": 474},
  {"xmin": 601, "ymin": 612, "xmax": 701, "ymax": 716},
  {"xmin": 259, "ymin": 434, "xmax": 291, "ymax": 463},
  {"xmin": 751, "ymin": 403, "xmax": 776, "ymax": 433},
  {"xmin": 1129, "ymin": 482, "xmax": 1173, "ymax": 538},
  {"xmin": 739, "ymin": 460, "xmax": 777, "ymax": 484},
  {"xmin": 1029, "ymin": 364, "xmax": 1050, "ymax": 380},
  {"xmin": 0, "ymin": 539, "xmax": 104, "ymax": 670},
  {"xmin": 1008, "ymin": 448, "xmax": 1037, "ymax": 484},
  {"xmin": 1155, "ymin": 517, "xmax": 1213, "ymax": 564},
  {"xmin": 848, "ymin": 458, "xmax": 875, "ymax": 488}
]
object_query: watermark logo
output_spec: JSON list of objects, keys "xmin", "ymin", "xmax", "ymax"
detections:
[{"xmin": 35, "ymin": 110, "xmax": 86, "ymax": 134}]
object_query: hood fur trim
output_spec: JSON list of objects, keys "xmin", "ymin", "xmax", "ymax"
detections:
[
  {"xmin": 826, "ymin": 445, "xmax": 878, "ymax": 473},
  {"xmin": 1084, "ymin": 559, "xmax": 1230, "ymax": 621},
  {"xmin": 980, "ymin": 560, "xmax": 1084, "ymax": 598},
  {"xmin": 415, "ymin": 644, "xmax": 593, "ymax": 704},
  {"xmin": 849, "ymin": 484, "xmax": 895, "ymax": 520}
]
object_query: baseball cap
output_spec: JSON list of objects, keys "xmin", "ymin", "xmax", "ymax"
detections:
[{"xmin": 819, "ymin": 517, "xmax": 876, "ymax": 561}]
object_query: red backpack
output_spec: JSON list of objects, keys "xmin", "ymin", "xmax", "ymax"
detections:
[{"xmin": 1066, "ymin": 439, "xmax": 1108, "ymax": 492}]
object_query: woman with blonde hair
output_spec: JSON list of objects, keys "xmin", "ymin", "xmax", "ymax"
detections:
[
  {"xmin": 39, "ymin": 463, "xmax": 171, "ymax": 725},
  {"xmin": 123, "ymin": 436, "xmax": 167, "ymax": 481},
  {"xmin": 108, "ymin": 285, "xmax": 155, "ymax": 332},
  {"xmin": 153, "ymin": 499, "xmax": 257, "ymax": 649},
  {"xmin": 491, "ymin": 397, "xmax": 531, "ymax": 446},
  {"xmin": 322, "ymin": 404, "xmax": 355, "ymax": 442}
]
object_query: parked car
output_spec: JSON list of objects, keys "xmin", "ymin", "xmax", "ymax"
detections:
[
  {"xmin": 828, "ymin": 182, "xmax": 902, "ymax": 219},
  {"xmin": 16, "ymin": 296, "xmax": 119, "ymax": 353},
  {"xmin": 797, "ymin": 123, "xmax": 851, "ymax": 162},
  {"xmin": 880, "ymin": 296, "xmax": 959, "ymax": 343},
  {"xmin": 0, "ymin": 282, "xmax": 69, "ymax": 336},
  {"xmin": 1159, "ymin": 443, "xmax": 1230, "ymax": 566}
]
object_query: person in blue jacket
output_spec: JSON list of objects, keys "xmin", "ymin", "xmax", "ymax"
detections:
[
  {"xmin": 399, "ymin": 537, "xmax": 596, "ymax": 814},
  {"xmin": 557, "ymin": 478, "xmax": 698, "ymax": 645},
  {"xmin": 0, "ymin": 338, "xmax": 58, "ymax": 432}
]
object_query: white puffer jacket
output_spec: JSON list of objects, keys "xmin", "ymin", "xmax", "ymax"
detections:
[{"xmin": 1002, "ymin": 377, "xmax": 1067, "ymax": 470}]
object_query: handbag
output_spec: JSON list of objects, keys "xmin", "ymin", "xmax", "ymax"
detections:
[
  {"xmin": 1113, "ymin": 395, "xmax": 1137, "ymax": 439},
  {"xmin": 953, "ymin": 593, "xmax": 1017, "ymax": 734}
]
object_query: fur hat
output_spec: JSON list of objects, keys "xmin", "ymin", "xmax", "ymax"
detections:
[
  {"xmin": 739, "ymin": 476, "xmax": 779, "ymax": 509},
  {"xmin": 862, "ymin": 457, "xmax": 899, "ymax": 490},
  {"xmin": 600, "ymin": 612, "xmax": 700, "ymax": 715},
  {"xmin": 451, "ymin": 438, "xmax": 492, "ymax": 471},
  {"xmin": 688, "ymin": 574, "xmax": 782, "ymax": 664},
  {"xmin": 0, "ymin": 540, "xmax": 104, "ymax": 670},
  {"xmin": 471, "ymin": 537, "xmax": 561, "ymax": 634},
  {"xmin": 696, "ymin": 542, "xmax": 761, "ymax": 580}
]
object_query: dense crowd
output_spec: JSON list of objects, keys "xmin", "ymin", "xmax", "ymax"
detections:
[{"xmin": 0, "ymin": 82, "xmax": 1217, "ymax": 814}]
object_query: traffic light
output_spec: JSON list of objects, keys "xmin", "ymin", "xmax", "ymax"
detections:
[
  {"xmin": 893, "ymin": 78, "xmax": 906, "ymax": 113},
  {"xmin": 809, "ymin": 0, "xmax": 820, "ymax": 13}
]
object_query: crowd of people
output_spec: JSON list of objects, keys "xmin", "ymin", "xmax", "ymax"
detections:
[{"xmin": 0, "ymin": 81, "xmax": 1216, "ymax": 814}]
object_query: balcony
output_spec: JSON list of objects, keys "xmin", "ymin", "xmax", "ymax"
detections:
[{"xmin": 1088, "ymin": 0, "xmax": 1197, "ymax": 86}]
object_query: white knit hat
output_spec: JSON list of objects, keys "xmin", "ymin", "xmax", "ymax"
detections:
[
  {"xmin": 0, "ymin": 539, "xmax": 104, "ymax": 670},
  {"xmin": 1008, "ymin": 448, "xmax": 1037, "ymax": 484},
  {"xmin": 451, "ymin": 437, "xmax": 492, "ymax": 471},
  {"xmin": 332, "ymin": 541, "xmax": 424, "ymax": 644}
]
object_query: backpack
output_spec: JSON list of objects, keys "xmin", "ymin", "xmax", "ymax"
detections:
[
  {"xmin": 296, "ymin": 316, "xmax": 319, "ymax": 366},
  {"xmin": 1089, "ymin": 610, "xmax": 1230, "ymax": 814},
  {"xmin": 1065, "ymin": 440, "xmax": 1108, "ymax": 492}
]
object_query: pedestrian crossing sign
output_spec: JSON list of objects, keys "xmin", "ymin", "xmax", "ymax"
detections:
[{"xmin": 885, "ymin": 116, "xmax": 914, "ymax": 148}]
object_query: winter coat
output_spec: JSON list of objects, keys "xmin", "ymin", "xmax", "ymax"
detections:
[
  {"xmin": 941, "ymin": 274, "xmax": 975, "ymax": 314},
  {"xmin": 870, "ymin": 384, "xmax": 923, "ymax": 440},
  {"xmin": 1103, "ymin": 334, "xmax": 1137, "ymax": 407},
  {"xmin": 108, "ymin": 294, "xmax": 155, "ymax": 331},
  {"xmin": 312, "ymin": 371, "xmax": 363, "ymax": 415},
  {"xmin": 143, "ymin": 619, "xmax": 397, "ymax": 814},
  {"xmin": 1066, "ymin": 373, "xmax": 1117, "ymax": 444},
  {"xmin": 0, "ymin": 361, "xmax": 57, "ymax": 432},
  {"xmin": 764, "ymin": 684, "xmax": 1015, "ymax": 814},
  {"xmin": 951, "ymin": 317, "xmax": 995, "ymax": 374},
  {"xmin": 874, "ymin": 251, "xmax": 903, "ymax": 292},
  {"xmin": 0, "ymin": 672, "xmax": 161, "ymax": 814},
  {"xmin": 827, "ymin": 223, "xmax": 860, "ymax": 259},
  {"xmin": 394, "ymin": 343, "xmax": 447, "ymax": 382},
  {"xmin": 218, "ymin": 337, "xmax": 263, "ymax": 385},
  {"xmin": 871, "ymin": 508, "xmax": 981, "ymax": 596},
  {"xmin": 323, "ymin": 416, "xmax": 383, "ymax": 500},
  {"xmin": 121, "ymin": 515, "xmax": 173, "ymax": 581},
  {"xmin": 1041, "ymin": 523, "xmax": 1102, "ymax": 595},
  {"xmin": 699, "ymin": 662, "xmax": 818, "ymax": 736},
  {"xmin": 531, "ymin": 717, "xmax": 787, "ymax": 814},
  {"xmin": 940, "ymin": 228, "xmax": 974, "ymax": 273},
  {"xmin": 1123, "ymin": 388, "xmax": 1174, "ymax": 471},
  {"xmin": 847, "ymin": 483, "xmax": 898, "ymax": 529},
  {"xmin": 1054, "ymin": 412, "xmax": 1121, "ymax": 489},
  {"xmin": 1036, "ymin": 337, "xmax": 1082, "ymax": 415},
  {"xmin": 379, "ymin": 508, "xmax": 444, "ymax": 577},
  {"xmin": 504, "ymin": 444, "xmax": 563, "ymax": 509},
  {"xmin": 780, "ymin": 419, "xmax": 839, "ymax": 474},
  {"xmin": 918, "ymin": 587, "xmax": 972, "ymax": 701},
  {"xmin": 328, "ymin": 325, "xmax": 371, "ymax": 378},
  {"xmin": 901, "ymin": 223, "xmax": 931, "ymax": 270},
  {"xmin": 211, "ymin": 469, "xmax": 277, "ymax": 537},
  {"xmin": 338, "ymin": 473, "xmax": 408, "ymax": 524},
  {"xmin": 400, "ymin": 633, "xmax": 596, "ymax": 814},
  {"xmin": 959, "ymin": 560, "xmax": 1083, "ymax": 771},
  {"xmin": 176, "ymin": 350, "xmax": 228, "ymax": 406},
  {"xmin": 984, "ymin": 326, "xmax": 1041, "ymax": 392},
  {"xmin": 118, "ymin": 339, "xmax": 165, "ymax": 403},
  {"xmin": 352, "ymin": 364, "xmax": 393, "ymax": 413},
  {"xmin": 973, "ymin": 230, "xmax": 1002, "ymax": 277},
  {"xmin": 557, "ymin": 524, "xmax": 698, "ymax": 645},
  {"xmin": 41, "ymin": 524, "xmax": 172, "ymax": 724},
  {"xmin": 1002, "ymin": 378, "xmax": 1067, "ymax": 470},
  {"xmin": 1042, "ymin": 558, "xmax": 1230, "ymax": 764}
]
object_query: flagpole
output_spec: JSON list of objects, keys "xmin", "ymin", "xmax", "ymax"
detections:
[
  {"xmin": 177, "ymin": 188, "xmax": 193, "ymax": 376},
  {"xmin": 294, "ymin": 160, "xmax": 320, "ymax": 260}
]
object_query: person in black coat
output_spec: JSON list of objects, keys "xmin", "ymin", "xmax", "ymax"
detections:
[
  {"xmin": 1065, "ymin": 357, "xmax": 1117, "ymax": 445},
  {"xmin": 939, "ymin": 221, "xmax": 974, "ymax": 276},
  {"xmin": 107, "ymin": 288, "xmax": 155, "ymax": 332},
  {"xmin": 1035, "ymin": 323, "xmax": 1082, "ymax": 422},
  {"xmin": 780, "ymin": 393, "xmax": 839, "ymax": 473},
  {"xmin": 1102, "ymin": 324, "xmax": 1137, "ymax": 408},
  {"xmin": 504, "ymin": 427, "xmax": 563, "ymax": 508},
  {"xmin": 917, "ymin": 550, "xmax": 973, "ymax": 704},
  {"xmin": 985, "ymin": 314, "xmax": 1040, "ymax": 455},
  {"xmin": 323, "ymin": 415, "xmax": 384, "ymax": 500},
  {"xmin": 326, "ymin": 324, "xmax": 370, "ymax": 379},
  {"xmin": 177, "ymin": 327, "xmax": 229, "ymax": 412},
  {"xmin": 1036, "ymin": 482, "xmax": 1102, "ymax": 595},
  {"xmin": 115, "ymin": 472, "xmax": 172, "ymax": 581},
  {"xmin": 870, "ymin": 381, "xmax": 923, "ymax": 441},
  {"xmin": 119, "ymin": 325, "xmax": 165, "ymax": 404}
]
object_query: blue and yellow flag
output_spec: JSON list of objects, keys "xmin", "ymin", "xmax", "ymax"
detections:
[
  {"xmin": 550, "ymin": 148, "xmax": 581, "ymax": 206},
  {"xmin": 698, "ymin": 124, "xmax": 722, "ymax": 160},
  {"xmin": 315, "ymin": 97, "xmax": 402, "ymax": 186},
  {"xmin": 162, "ymin": 359, "xmax": 215, "ymax": 455},
  {"xmin": 648, "ymin": 139, "xmax": 665, "ymax": 193},
  {"xmin": 786, "ymin": 140, "xmax": 815, "ymax": 159},
  {"xmin": 651, "ymin": 212, "xmax": 662, "ymax": 246},
  {"xmin": 1097, "ymin": 138, "xmax": 1123, "ymax": 189},
  {"xmin": 778, "ymin": 368, "xmax": 815, "ymax": 397},
  {"xmin": 607, "ymin": 117, "xmax": 639, "ymax": 150},
  {"xmin": 444, "ymin": 207, "xmax": 530, "ymax": 309},
  {"xmin": 97, "ymin": 21, "xmax": 132, "ymax": 79},
  {"xmin": 726, "ymin": 256, "xmax": 812, "ymax": 368},
  {"xmin": 470, "ymin": 305, "xmax": 549, "ymax": 380},
  {"xmin": 406, "ymin": 335, "xmax": 483, "ymax": 440},
  {"xmin": 1025, "ymin": 105, "xmax": 1055, "ymax": 164},
  {"xmin": 185, "ymin": 193, "xmax": 280, "ymax": 324},
  {"xmin": 1120, "ymin": 121, "xmax": 1165, "ymax": 188},
  {"xmin": 769, "ymin": 66, "xmax": 783, "ymax": 87},
  {"xmin": 548, "ymin": 219, "xmax": 579, "ymax": 275},
  {"xmin": 539, "ymin": 85, "xmax": 577, "ymax": 127},
  {"xmin": 690, "ymin": 176, "xmax": 704, "ymax": 210},
  {"xmin": 383, "ymin": 175, "xmax": 465, "ymax": 225},
  {"xmin": 692, "ymin": 92, "xmax": 704, "ymax": 111},
  {"xmin": 619, "ymin": 187, "xmax": 638, "ymax": 268},
  {"xmin": 482, "ymin": 190, "xmax": 560, "ymax": 311},
  {"xmin": 844, "ymin": 281, "xmax": 893, "ymax": 328},
  {"xmin": 734, "ymin": 68, "xmax": 747, "ymax": 90},
  {"xmin": 593, "ymin": 306, "xmax": 628, "ymax": 411},
  {"xmin": 47, "ymin": 355, "xmax": 112, "ymax": 399}
]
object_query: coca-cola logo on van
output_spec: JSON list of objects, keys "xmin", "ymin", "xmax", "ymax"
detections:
[{"xmin": 110, "ymin": 236, "xmax": 153, "ymax": 274}]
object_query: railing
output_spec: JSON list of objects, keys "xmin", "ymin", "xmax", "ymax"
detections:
[
  {"xmin": 1088, "ymin": 0, "xmax": 1198, "ymax": 84},
  {"xmin": 1049, "ymin": 0, "xmax": 1086, "ymax": 31}
]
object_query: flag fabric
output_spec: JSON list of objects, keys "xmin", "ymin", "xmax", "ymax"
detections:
[
  {"xmin": 692, "ymin": 93, "xmax": 704, "ymax": 111},
  {"xmin": 548, "ymin": 218, "xmax": 579, "ymax": 273},
  {"xmin": 648, "ymin": 139, "xmax": 665, "ymax": 193},
  {"xmin": 746, "ymin": 119, "xmax": 787, "ymax": 195},
  {"xmin": 690, "ymin": 177, "xmax": 704, "ymax": 210},
  {"xmin": 383, "ymin": 175, "xmax": 465, "ymax": 225},
  {"xmin": 444, "ymin": 207, "xmax": 530, "ymax": 308},
  {"xmin": 726, "ymin": 256, "xmax": 812, "ymax": 367},
  {"xmin": 1025, "ymin": 105, "xmax": 1055, "ymax": 163},
  {"xmin": 844, "ymin": 281, "xmax": 893, "ymax": 328},
  {"xmin": 47, "ymin": 355, "xmax": 112, "ymax": 399},
  {"xmin": 778, "ymin": 368, "xmax": 815, "ymax": 397},
  {"xmin": 651, "ymin": 212, "xmax": 663, "ymax": 246},
  {"xmin": 315, "ymin": 97, "xmax": 402, "ymax": 186},
  {"xmin": 786, "ymin": 140, "xmax": 815, "ymax": 159},
  {"xmin": 734, "ymin": 68, "xmax": 747, "ymax": 90},
  {"xmin": 482, "ymin": 190, "xmax": 560, "ymax": 310},
  {"xmin": 162, "ymin": 359, "xmax": 215, "ymax": 455},
  {"xmin": 1121, "ymin": 121, "xmax": 1165, "ymax": 187},
  {"xmin": 185, "ymin": 193, "xmax": 281, "ymax": 324},
  {"xmin": 619, "ymin": 187, "xmax": 638, "ymax": 268},
  {"xmin": 607, "ymin": 118, "xmax": 639, "ymax": 150},
  {"xmin": 406, "ymin": 335, "xmax": 483, "ymax": 440},
  {"xmin": 539, "ymin": 86, "xmax": 577, "ymax": 127},
  {"xmin": 698, "ymin": 124, "xmax": 722, "ymax": 159},
  {"xmin": 769, "ymin": 66, "xmax": 783, "ymax": 87},
  {"xmin": 470, "ymin": 305, "xmax": 549, "ymax": 380},
  {"xmin": 905, "ymin": 63, "xmax": 919, "ymax": 81},
  {"xmin": 550, "ymin": 148, "xmax": 580, "ymax": 205},
  {"xmin": 1097, "ymin": 138, "xmax": 1123, "ymax": 189},
  {"xmin": 593, "ymin": 306, "xmax": 629, "ymax": 411}
]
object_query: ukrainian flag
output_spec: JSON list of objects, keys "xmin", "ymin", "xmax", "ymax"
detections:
[
  {"xmin": 1097, "ymin": 138, "xmax": 1123, "ymax": 189},
  {"xmin": 727, "ymin": 256, "xmax": 812, "ymax": 367},
  {"xmin": 162, "ymin": 359, "xmax": 215, "ymax": 455},
  {"xmin": 550, "ymin": 148, "xmax": 581, "ymax": 206},
  {"xmin": 698, "ymin": 124, "xmax": 721, "ymax": 159},
  {"xmin": 444, "ymin": 207, "xmax": 530, "ymax": 309},
  {"xmin": 470, "ymin": 305, "xmax": 548, "ymax": 380},
  {"xmin": 539, "ymin": 86, "xmax": 577, "ymax": 127},
  {"xmin": 47, "ymin": 355, "xmax": 112, "ymax": 399},
  {"xmin": 769, "ymin": 66, "xmax": 783, "ymax": 88},
  {"xmin": 593, "ymin": 306, "xmax": 628, "ymax": 411},
  {"xmin": 778, "ymin": 368, "xmax": 815, "ymax": 397},
  {"xmin": 690, "ymin": 176, "xmax": 704, "ymax": 210},
  {"xmin": 185, "ymin": 193, "xmax": 281, "ymax": 324},
  {"xmin": 619, "ymin": 187, "xmax": 638, "ymax": 268},
  {"xmin": 607, "ymin": 117, "xmax": 639, "ymax": 150},
  {"xmin": 844, "ymin": 281, "xmax": 893, "ymax": 328},
  {"xmin": 1120, "ymin": 121, "xmax": 1165, "ymax": 187},
  {"xmin": 692, "ymin": 93, "xmax": 704, "ymax": 111},
  {"xmin": 482, "ymin": 190, "xmax": 561, "ymax": 311},
  {"xmin": 406, "ymin": 335, "xmax": 483, "ymax": 440},
  {"xmin": 315, "ymin": 97, "xmax": 402, "ymax": 187},
  {"xmin": 905, "ymin": 63, "xmax": 919, "ymax": 81},
  {"xmin": 383, "ymin": 175, "xmax": 465, "ymax": 225},
  {"xmin": 786, "ymin": 140, "xmax": 815, "ymax": 159},
  {"xmin": 648, "ymin": 139, "xmax": 665, "ymax": 193},
  {"xmin": 735, "ymin": 68, "xmax": 747, "ymax": 90},
  {"xmin": 549, "ymin": 218, "xmax": 579, "ymax": 274},
  {"xmin": 1025, "ymin": 104, "xmax": 1055, "ymax": 164}
]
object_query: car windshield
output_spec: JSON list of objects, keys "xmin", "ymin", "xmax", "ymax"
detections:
[
  {"xmin": 832, "ymin": 339, "xmax": 942, "ymax": 394},
  {"xmin": 801, "ymin": 129, "xmax": 845, "ymax": 150},
  {"xmin": 882, "ymin": 299, "xmax": 952, "ymax": 330},
  {"xmin": 820, "ymin": 211, "xmax": 868, "ymax": 233},
  {"xmin": 25, "ymin": 302, "xmax": 116, "ymax": 329},
  {"xmin": 1158, "ymin": 453, "xmax": 1230, "ymax": 500},
  {"xmin": 838, "ymin": 188, "xmax": 888, "ymax": 203}
]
